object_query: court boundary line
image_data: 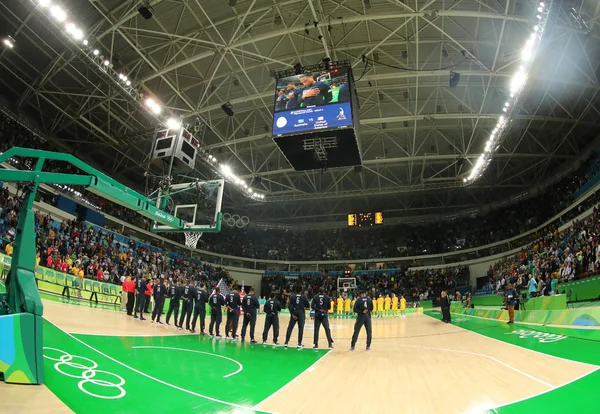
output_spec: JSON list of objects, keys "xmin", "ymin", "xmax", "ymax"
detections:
[
  {"xmin": 47, "ymin": 320, "xmax": 276, "ymax": 413},
  {"xmin": 132, "ymin": 346, "xmax": 243, "ymax": 378},
  {"xmin": 467, "ymin": 367, "xmax": 600, "ymax": 413},
  {"xmin": 425, "ymin": 311, "xmax": 600, "ymax": 368},
  {"xmin": 388, "ymin": 343, "xmax": 555, "ymax": 388},
  {"xmin": 251, "ymin": 351, "xmax": 331, "ymax": 410}
]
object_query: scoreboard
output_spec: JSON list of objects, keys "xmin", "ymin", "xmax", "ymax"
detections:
[{"xmin": 347, "ymin": 212, "xmax": 384, "ymax": 227}]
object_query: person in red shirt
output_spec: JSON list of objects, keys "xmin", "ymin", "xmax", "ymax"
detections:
[
  {"xmin": 123, "ymin": 276, "xmax": 135, "ymax": 316},
  {"xmin": 47, "ymin": 256, "xmax": 53, "ymax": 268},
  {"xmin": 60, "ymin": 261, "xmax": 69, "ymax": 273},
  {"xmin": 97, "ymin": 268, "xmax": 104, "ymax": 281},
  {"xmin": 144, "ymin": 278, "xmax": 153, "ymax": 313}
]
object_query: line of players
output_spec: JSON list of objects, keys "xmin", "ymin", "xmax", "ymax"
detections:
[
  {"xmin": 126, "ymin": 275, "xmax": 388, "ymax": 350},
  {"xmin": 327, "ymin": 293, "xmax": 407, "ymax": 319}
]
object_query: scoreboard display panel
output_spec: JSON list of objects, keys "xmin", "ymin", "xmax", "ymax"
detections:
[{"xmin": 347, "ymin": 212, "xmax": 384, "ymax": 227}]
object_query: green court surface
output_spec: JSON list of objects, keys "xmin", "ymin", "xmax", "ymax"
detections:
[
  {"xmin": 425, "ymin": 310, "xmax": 600, "ymax": 413},
  {"xmin": 42, "ymin": 320, "xmax": 328, "ymax": 413}
]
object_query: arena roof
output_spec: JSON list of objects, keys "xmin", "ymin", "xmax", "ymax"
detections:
[{"xmin": 1, "ymin": 0, "xmax": 600, "ymax": 225}]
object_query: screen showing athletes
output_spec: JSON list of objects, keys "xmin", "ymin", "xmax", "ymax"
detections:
[{"xmin": 272, "ymin": 67, "xmax": 353, "ymax": 137}]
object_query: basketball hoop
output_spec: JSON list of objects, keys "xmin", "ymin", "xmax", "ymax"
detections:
[{"xmin": 184, "ymin": 231, "xmax": 202, "ymax": 249}]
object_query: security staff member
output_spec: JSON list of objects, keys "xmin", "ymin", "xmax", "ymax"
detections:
[
  {"xmin": 191, "ymin": 284, "xmax": 209, "ymax": 333},
  {"xmin": 178, "ymin": 280, "xmax": 196, "ymax": 331},
  {"xmin": 151, "ymin": 278, "xmax": 167, "ymax": 324},
  {"xmin": 298, "ymin": 74, "xmax": 332, "ymax": 107},
  {"xmin": 225, "ymin": 289, "xmax": 242, "ymax": 340},
  {"xmin": 123, "ymin": 276, "xmax": 136, "ymax": 316},
  {"xmin": 505, "ymin": 284, "xmax": 517, "ymax": 324},
  {"xmin": 209, "ymin": 287, "xmax": 225, "ymax": 337},
  {"xmin": 284, "ymin": 285, "xmax": 310, "ymax": 349},
  {"xmin": 133, "ymin": 275, "xmax": 147, "ymax": 321},
  {"xmin": 166, "ymin": 280, "xmax": 182, "ymax": 326},
  {"xmin": 440, "ymin": 290, "xmax": 451, "ymax": 323},
  {"xmin": 262, "ymin": 293, "xmax": 282, "ymax": 345},
  {"xmin": 311, "ymin": 289, "xmax": 334, "ymax": 350},
  {"xmin": 350, "ymin": 291, "xmax": 373, "ymax": 351},
  {"xmin": 241, "ymin": 287, "xmax": 260, "ymax": 343}
]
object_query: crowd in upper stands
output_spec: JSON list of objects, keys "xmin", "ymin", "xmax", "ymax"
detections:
[{"xmin": 481, "ymin": 193, "xmax": 600, "ymax": 296}]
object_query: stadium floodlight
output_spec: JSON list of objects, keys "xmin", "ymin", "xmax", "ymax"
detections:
[
  {"xmin": 65, "ymin": 22, "xmax": 75, "ymax": 33},
  {"xmin": 73, "ymin": 29, "xmax": 84, "ymax": 40},
  {"xmin": 536, "ymin": 14, "xmax": 542, "ymax": 19},
  {"xmin": 3, "ymin": 38, "xmax": 14, "ymax": 48},
  {"xmin": 93, "ymin": 49, "xmax": 99, "ymax": 55},
  {"xmin": 166, "ymin": 118, "xmax": 181, "ymax": 129},
  {"xmin": 50, "ymin": 5, "xmax": 67, "ymax": 22},
  {"xmin": 118, "ymin": 73, "xmax": 125, "ymax": 80},
  {"xmin": 533, "ymin": 25, "xmax": 540, "ymax": 32},
  {"xmin": 537, "ymin": 7, "xmax": 543, "ymax": 12},
  {"xmin": 103, "ymin": 60, "xmax": 109, "ymax": 66},
  {"xmin": 126, "ymin": 80, "xmax": 131, "ymax": 86},
  {"xmin": 510, "ymin": 69, "xmax": 526, "ymax": 94},
  {"xmin": 38, "ymin": 0, "xmax": 51, "ymax": 7},
  {"xmin": 82, "ymin": 39, "xmax": 88, "ymax": 45}
]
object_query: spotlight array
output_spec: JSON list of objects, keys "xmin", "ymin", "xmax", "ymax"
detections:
[
  {"xmin": 32, "ymin": 0, "xmax": 267, "ymax": 201},
  {"xmin": 464, "ymin": 2, "xmax": 550, "ymax": 184},
  {"xmin": 219, "ymin": 163, "xmax": 265, "ymax": 200},
  {"xmin": 3, "ymin": 37, "xmax": 15, "ymax": 48}
]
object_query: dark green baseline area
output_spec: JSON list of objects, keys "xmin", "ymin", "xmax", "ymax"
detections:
[
  {"xmin": 424, "ymin": 310, "xmax": 600, "ymax": 413},
  {"xmin": 43, "ymin": 320, "xmax": 328, "ymax": 413}
]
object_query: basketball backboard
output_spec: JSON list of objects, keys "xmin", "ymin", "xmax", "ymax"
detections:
[{"xmin": 152, "ymin": 179, "xmax": 224, "ymax": 233}]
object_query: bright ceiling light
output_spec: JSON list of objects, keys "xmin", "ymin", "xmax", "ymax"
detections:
[
  {"xmin": 504, "ymin": 102, "xmax": 510, "ymax": 107},
  {"xmin": 485, "ymin": 140, "xmax": 493, "ymax": 152},
  {"xmin": 533, "ymin": 25, "xmax": 539, "ymax": 32},
  {"xmin": 537, "ymin": 7, "xmax": 543, "ymax": 12},
  {"xmin": 3, "ymin": 38, "xmax": 14, "ymax": 48},
  {"xmin": 65, "ymin": 22, "xmax": 75, "ymax": 33},
  {"xmin": 118, "ymin": 73, "xmax": 125, "ymax": 80},
  {"xmin": 103, "ymin": 60, "xmax": 110, "ymax": 66},
  {"xmin": 220, "ymin": 164, "xmax": 232, "ymax": 176},
  {"xmin": 499, "ymin": 115, "xmax": 505, "ymax": 123},
  {"xmin": 82, "ymin": 39, "xmax": 88, "ymax": 45},
  {"xmin": 93, "ymin": 49, "xmax": 99, "ymax": 56},
  {"xmin": 38, "ymin": 0, "xmax": 51, "ymax": 7},
  {"xmin": 166, "ymin": 118, "xmax": 181, "ymax": 129},
  {"xmin": 248, "ymin": 189, "xmax": 254, "ymax": 194},
  {"xmin": 125, "ymin": 80, "xmax": 131, "ymax": 86},
  {"xmin": 502, "ymin": 107, "xmax": 507, "ymax": 112},
  {"xmin": 536, "ymin": 14, "xmax": 542, "ymax": 19},
  {"xmin": 510, "ymin": 70, "xmax": 526, "ymax": 94},
  {"xmin": 50, "ymin": 5, "xmax": 67, "ymax": 22},
  {"xmin": 73, "ymin": 29, "xmax": 84, "ymax": 40}
]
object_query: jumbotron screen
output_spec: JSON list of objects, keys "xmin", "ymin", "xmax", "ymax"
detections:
[{"xmin": 272, "ymin": 67, "xmax": 353, "ymax": 137}]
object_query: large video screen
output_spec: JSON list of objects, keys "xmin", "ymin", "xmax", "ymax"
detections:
[{"xmin": 272, "ymin": 67, "xmax": 353, "ymax": 136}]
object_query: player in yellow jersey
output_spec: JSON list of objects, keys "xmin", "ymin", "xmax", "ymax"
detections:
[
  {"xmin": 400, "ymin": 295, "xmax": 407, "ymax": 318},
  {"xmin": 384, "ymin": 294, "xmax": 391, "ymax": 317},
  {"xmin": 329, "ymin": 295, "xmax": 335, "ymax": 315},
  {"xmin": 336, "ymin": 295, "xmax": 344, "ymax": 319},
  {"xmin": 391, "ymin": 294, "xmax": 399, "ymax": 316},
  {"xmin": 344, "ymin": 296, "xmax": 351, "ymax": 318},
  {"xmin": 351, "ymin": 297, "xmax": 356, "ymax": 318},
  {"xmin": 376, "ymin": 295, "xmax": 384, "ymax": 318}
]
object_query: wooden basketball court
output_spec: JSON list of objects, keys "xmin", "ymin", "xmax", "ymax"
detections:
[{"xmin": 3, "ymin": 297, "xmax": 599, "ymax": 413}]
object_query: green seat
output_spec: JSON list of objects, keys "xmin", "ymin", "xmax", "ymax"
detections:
[
  {"xmin": 101, "ymin": 283, "xmax": 110, "ymax": 295},
  {"xmin": 84, "ymin": 280, "xmax": 92, "ymax": 291},
  {"xmin": 65, "ymin": 275, "xmax": 75, "ymax": 286},
  {"xmin": 56, "ymin": 272, "xmax": 65, "ymax": 286},
  {"xmin": 35, "ymin": 268, "xmax": 44, "ymax": 280},
  {"xmin": 92, "ymin": 281, "xmax": 101, "ymax": 293},
  {"xmin": 2, "ymin": 256, "xmax": 11, "ymax": 266},
  {"xmin": 110, "ymin": 285, "xmax": 118, "ymax": 296},
  {"xmin": 45, "ymin": 269, "xmax": 56, "ymax": 284}
]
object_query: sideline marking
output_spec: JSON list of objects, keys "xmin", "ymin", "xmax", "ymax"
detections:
[
  {"xmin": 434, "ymin": 311, "xmax": 600, "ymax": 368},
  {"xmin": 47, "ymin": 320, "xmax": 275, "ymax": 413},
  {"xmin": 470, "ymin": 367, "xmax": 600, "ymax": 413},
  {"xmin": 132, "ymin": 346, "xmax": 243, "ymax": 378},
  {"xmin": 386, "ymin": 343, "xmax": 554, "ymax": 388},
  {"xmin": 251, "ymin": 351, "xmax": 331, "ymax": 410}
]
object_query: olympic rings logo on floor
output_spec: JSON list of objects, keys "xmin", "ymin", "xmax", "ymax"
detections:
[
  {"xmin": 43, "ymin": 347, "xmax": 126, "ymax": 399},
  {"xmin": 504, "ymin": 329, "xmax": 567, "ymax": 343}
]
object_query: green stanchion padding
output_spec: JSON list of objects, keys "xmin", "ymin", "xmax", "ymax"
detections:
[{"xmin": 0, "ymin": 313, "xmax": 44, "ymax": 384}]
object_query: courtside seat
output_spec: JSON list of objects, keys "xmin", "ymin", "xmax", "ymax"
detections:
[
  {"xmin": 55, "ymin": 272, "xmax": 65, "ymax": 286},
  {"xmin": 45, "ymin": 269, "xmax": 56, "ymax": 284},
  {"xmin": 92, "ymin": 281, "xmax": 101, "ymax": 293},
  {"xmin": 110, "ymin": 285, "xmax": 118, "ymax": 297},
  {"xmin": 35, "ymin": 268, "xmax": 44, "ymax": 281},
  {"xmin": 65, "ymin": 275, "xmax": 75, "ymax": 286},
  {"xmin": 84, "ymin": 279, "xmax": 92, "ymax": 292}
]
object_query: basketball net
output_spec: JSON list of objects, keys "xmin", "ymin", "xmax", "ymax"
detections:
[{"xmin": 184, "ymin": 231, "xmax": 202, "ymax": 249}]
